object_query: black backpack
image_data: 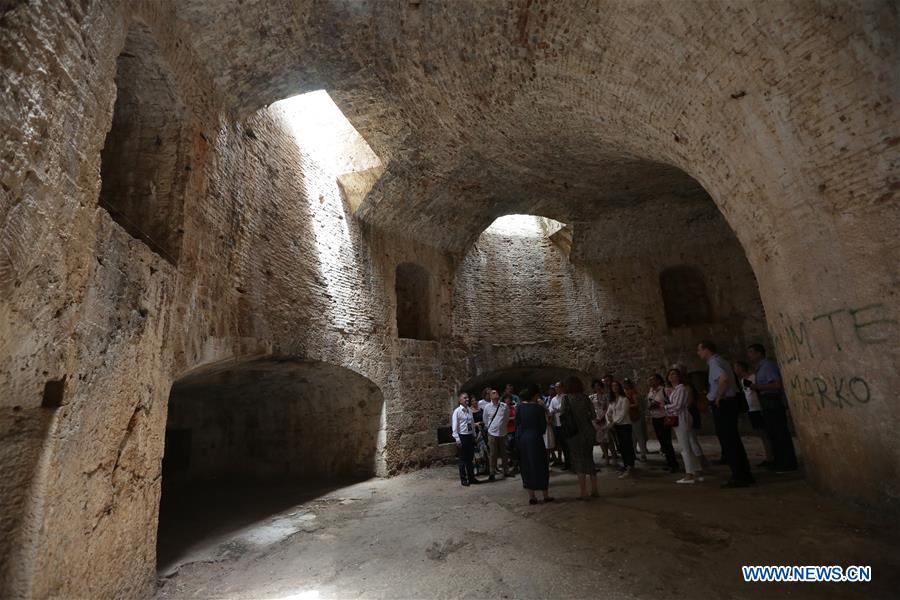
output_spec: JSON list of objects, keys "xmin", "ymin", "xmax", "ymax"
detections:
[{"xmin": 560, "ymin": 394, "xmax": 580, "ymax": 438}]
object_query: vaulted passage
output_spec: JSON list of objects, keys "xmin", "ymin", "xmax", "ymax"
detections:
[
  {"xmin": 156, "ymin": 359, "xmax": 384, "ymax": 574},
  {"xmin": 460, "ymin": 366, "xmax": 592, "ymax": 398},
  {"xmin": 1, "ymin": 1, "xmax": 898, "ymax": 598}
]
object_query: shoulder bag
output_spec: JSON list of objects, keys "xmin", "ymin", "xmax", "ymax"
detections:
[{"xmin": 485, "ymin": 402, "xmax": 503, "ymax": 435}]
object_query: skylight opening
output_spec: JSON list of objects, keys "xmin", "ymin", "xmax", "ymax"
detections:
[
  {"xmin": 274, "ymin": 90, "xmax": 381, "ymax": 176},
  {"xmin": 484, "ymin": 214, "xmax": 566, "ymax": 238},
  {"xmin": 273, "ymin": 91, "xmax": 385, "ymax": 214}
]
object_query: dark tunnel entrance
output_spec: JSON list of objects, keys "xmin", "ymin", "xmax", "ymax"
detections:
[
  {"xmin": 156, "ymin": 358, "xmax": 385, "ymax": 574},
  {"xmin": 461, "ymin": 366, "xmax": 593, "ymax": 398}
]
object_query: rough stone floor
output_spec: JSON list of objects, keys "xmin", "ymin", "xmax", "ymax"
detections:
[{"xmin": 156, "ymin": 437, "xmax": 899, "ymax": 600}]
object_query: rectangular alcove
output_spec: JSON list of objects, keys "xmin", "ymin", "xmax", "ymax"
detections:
[
  {"xmin": 395, "ymin": 262, "xmax": 437, "ymax": 340},
  {"xmin": 41, "ymin": 376, "xmax": 66, "ymax": 409},
  {"xmin": 436, "ymin": 426, "xmax": 454, "ymax": 444},
  {"xmin": 98, "ymin": 22, "xmax": 189, "ymax": 265}
]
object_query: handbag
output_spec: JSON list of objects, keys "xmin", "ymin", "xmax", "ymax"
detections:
[
  {"xmin": 560, "ymin": 395, "xmax": 580, "ymax": 438},
  {"xmin": 663, "ymin": 414, "xmax": 679, "ymax": 427}
]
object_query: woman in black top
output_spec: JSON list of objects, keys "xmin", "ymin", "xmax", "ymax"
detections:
[
  {"xmin": 516, "ymin": 386, "xmax": 554, "ymax": 504},
  {"xmin": 469, "ymin": 393, "xmax": 484, "ymax": 424}
]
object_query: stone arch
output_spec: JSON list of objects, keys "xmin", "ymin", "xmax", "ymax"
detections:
[
  {"xmin": 659, "ymin": 265, "xmax": 714, "ymax": 328},
  {"xmin": 453, "ymin": 205, "xmax": 768, "ymax": 373},
  {"xmin": 156, "ymin": 356, "xmax": 385, "ymax": 573},
  {"xmin": 98, "ymin": 20, "xmax": 190, "ymax": 264},
  {"xmin": 460, "ymin": 365, "xmax": 594, "ymax": 398},
  {"xmin": 395, "ymin": 262, "xmax": 435, "ymax": 340}
]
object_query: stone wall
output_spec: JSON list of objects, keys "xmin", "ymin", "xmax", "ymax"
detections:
[
  {"xmin": 0, "ymin": 2, "xmax": 456, "ymax": 596},
  {"xmin": 1, "ymin": 1, "xmax": 898, "ymax": 598},
  {"xmin": 453, "ymin": 205, "xmax": 770, "ymax": 381}
]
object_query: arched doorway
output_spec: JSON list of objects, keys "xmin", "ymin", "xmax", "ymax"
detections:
[
  {"xmin": 156, "ymin": 358, "xmax": 384, "ymax": 575},
  {"xmin": 460, "ymin": 365, "xmax": 593, "ymax": 399}
]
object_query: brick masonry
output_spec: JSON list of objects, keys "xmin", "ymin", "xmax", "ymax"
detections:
[{"xmin": 1, "ymin": 1, "xmax": 897, "ymax": 597}]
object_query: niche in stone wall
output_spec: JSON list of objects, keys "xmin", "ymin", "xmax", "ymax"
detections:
[
  {"xmin": 41, "ymin": 376, "xmax": 66, "ymax": 409},
  {"xmin": 659, "ymin": 265, "xmax": 714, "ymax": 328},
  {"xmin": 395, "ymin": 262, "xmax": 435, "ymax": 340},
  {"xmin": 97, "ymin": 21, "xmax": 189, "ymax": 264}
]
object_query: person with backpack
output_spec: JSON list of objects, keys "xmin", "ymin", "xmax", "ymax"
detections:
[{"xmin": 559, "ymin": 377, "xmax": 600, "ymax": 499}]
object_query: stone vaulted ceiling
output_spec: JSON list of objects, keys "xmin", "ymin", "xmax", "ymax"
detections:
[{"xmin": 168, "ymin": 0, "xmax": 895, "ymax": 250}]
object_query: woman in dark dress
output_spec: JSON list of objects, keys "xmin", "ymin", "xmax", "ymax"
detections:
[{"xmin": 516, "ymin": 386, "xmax": 554, "ymax": 504}]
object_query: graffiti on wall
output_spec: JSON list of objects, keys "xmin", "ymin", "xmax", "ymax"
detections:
[{"xmin": 773, "ymin": 303, "xmax": 897, "ymax": 411}]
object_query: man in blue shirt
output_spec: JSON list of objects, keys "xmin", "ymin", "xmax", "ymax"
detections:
[
  {"xmin": 704, "ymin": 350, "xmax": 733, "ymax": 464},
  {"xmin": 747, "ymin": 344, "xmax": 798, "ymax": 472},
  {"xmin": 698, "ymin": 340, "xmax": 754, "ymax": 487}
]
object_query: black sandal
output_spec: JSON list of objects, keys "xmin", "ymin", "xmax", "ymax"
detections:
[{"xmin": 529, "ymin": 498, "xmax": 538, "ymax": 505}]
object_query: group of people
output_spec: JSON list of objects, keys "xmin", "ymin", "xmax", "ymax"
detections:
[
  {"xmin": 449, "ymin": 384, "xmax": 523, "ymax": 484},
  {"xmin": 450, "ymin": 341, "xmax": 797, "ymax": 502}
]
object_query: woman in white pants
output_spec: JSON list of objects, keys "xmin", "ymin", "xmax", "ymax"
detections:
[
  {"xmin": 666, "ymin": 368, "xmax": 705, "ymax": 484},
  {"xmin": 683, "ymin": 384, "xmax": 708, "ymax": 467}
]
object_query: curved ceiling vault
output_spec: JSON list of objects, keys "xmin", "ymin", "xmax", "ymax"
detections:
[{"xmin": 167, "ymin": 0, "xmax": 886, "ymax": 251}]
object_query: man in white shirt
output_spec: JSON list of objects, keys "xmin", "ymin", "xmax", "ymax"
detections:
[
  {"xmin": 735, "ymin": 361, "xmax": 774, "ymax": 468},
  {"xmin": 482, "ymin": 389, "xmax": 513, "ymax": 481},
  {"xmin": 451, "ymin": 392, "xmax": 481, "ymax": 486},
  {"xmin": 547, "ymin": 382, "xmax": 570, "ymax": 470}
]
